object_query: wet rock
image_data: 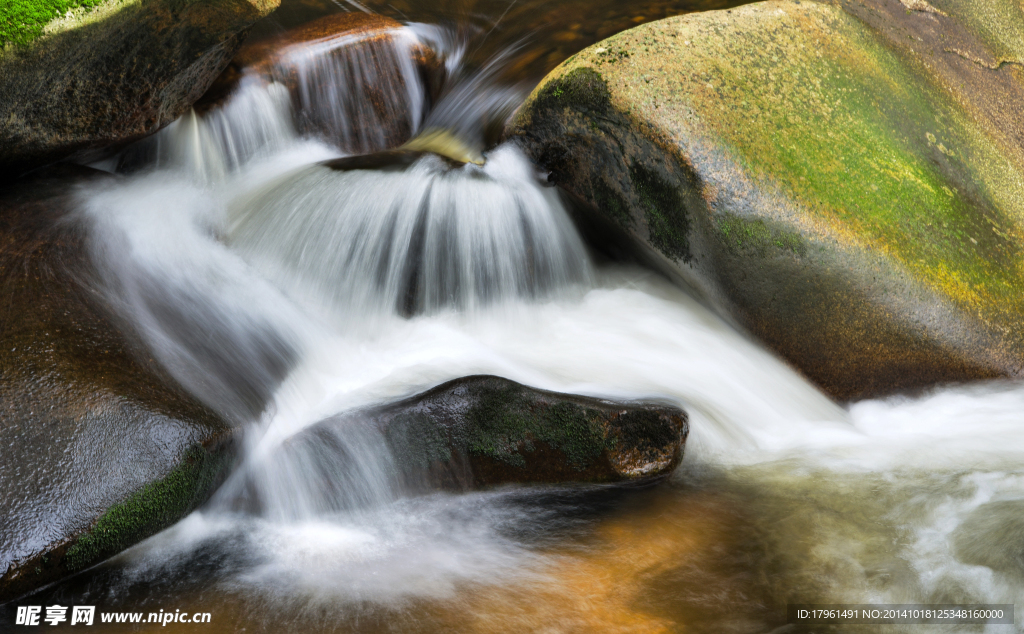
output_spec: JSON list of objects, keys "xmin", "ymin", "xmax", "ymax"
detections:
[
  {"xmin": 0, "ymin": 0, "xmax": 281, "ymax": 177},
  {"xmin": 507, "ymin": 0, "xmax": 1024, "ymax": 400},
  {"xmin": 318, "ymin": 375, "xmax": 688, "ymax": 490},
  {"xmin": 0, "ymin": 167, "xmax": 238, "ymax": 602},
  {"xmin": 195, "ymin": 12, "xmax": 443, "ymax": 153}
]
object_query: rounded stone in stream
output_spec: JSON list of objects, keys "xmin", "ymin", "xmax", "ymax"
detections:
[
  {"xmin": 319, "ymin": 376, "xmax": 688, "ymax": 490},
  {"xmin": 0, "ymin": 0, "xmax": 281, "ymax": 178},
  {"xmin": 507, "ymin": 0, "xmax": 1024, "ymax": 400},
  {"xmin": 0, "ymin": 167, "xmax": 247, "ymax": 603}
]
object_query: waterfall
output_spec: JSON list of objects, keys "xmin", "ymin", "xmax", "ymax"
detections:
[
  {"xmin": 285, "ymin": 28, "xmax": 427, "ymax": 153},
  {"xmin": 226, "ymin": 145, "xmax": 592, "ymax": 318},
  {"xmin": 55, "ymin": 9, "xmax": 1024, "ymax": 628},
  {"xmin": 127, "ymin": 22, "xmax": 432, "ymax": 182}
]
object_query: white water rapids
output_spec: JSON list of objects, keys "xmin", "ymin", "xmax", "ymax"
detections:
[{"xmin": 69, "ymin": 20, "xmax": 1024, "ymax": 633}]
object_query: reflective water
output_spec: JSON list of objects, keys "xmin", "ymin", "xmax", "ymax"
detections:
[{"xmin": 13, "ymin": 1, "xmax": 1024, "ymax": 633}]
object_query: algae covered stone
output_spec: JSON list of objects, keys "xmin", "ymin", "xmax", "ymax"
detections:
[
  {"xmin": 508, "ymin": 0, "xmax": 1024, "ymax": 399},
  {"xmin": 303, "ymin": 375, "xmax": 689, "ymax": 491},
  {"xmin": 0, "ymin": 167, "xmax": 240, "ymax": 602}
]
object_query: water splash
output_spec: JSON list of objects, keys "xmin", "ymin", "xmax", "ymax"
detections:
[
  {"xmin": 227, "ymin": 144, "xmax": 592, "ymax": 318},
  {"xmin": 153, "ymin": 79, "xmax": 296, "ymax": 183},
  {"xmin": 79, "ymin": 173, "xmax": 306, "ymax": 422},
  {"xmin": 123, "ymin": 23, "xmax": 432, "ymax": 182},
  {"xmin": 284, "ymin": 26, "xmax": 428, "ymax": 153}
]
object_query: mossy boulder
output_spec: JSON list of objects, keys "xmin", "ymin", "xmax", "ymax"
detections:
[
  {"xmin": 0, "ymin": 166, "xmax": 237, "ymax": 602},
  {"xmin": 0, "ymin": 0, "xmax": 281, "ymax": 177},
  {"xmin": 308, "ymin": 375, "xmax": 688, "ymax": 490},
  {"xmin": 507, "ymin": 0, "xmax": 1024, "ymax": 400}
]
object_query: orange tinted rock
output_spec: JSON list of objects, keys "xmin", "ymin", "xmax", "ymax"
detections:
[{"xmin": 196, "ymin": 12, "xmax": 443, "ymax": 152}]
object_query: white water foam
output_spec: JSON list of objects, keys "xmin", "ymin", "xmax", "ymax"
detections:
[{"xmin": 70, "ymin": 19, "xmax": 1024, "ymax": 627}]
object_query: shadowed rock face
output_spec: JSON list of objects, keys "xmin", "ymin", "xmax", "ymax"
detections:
[
  {"xmin": 307, "ymin": 375, "xmax": 688, "ymax": 491},
  {"xmin": 507, "ymin": 0, "xmax": 1024, "ymax": 400},
  {"xmin": 0, "ymin": 0, "xmax": 281, "ymax": 177},
  {"xmin": 0, "ymin": 166, "xmax": 239, "ymax": 603}
]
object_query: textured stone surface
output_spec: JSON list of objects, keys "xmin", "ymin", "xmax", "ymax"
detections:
[
  {"xmin": 310, "ymin": 375, "xmax": 688, "ymax": 490},
  {"xmin": 0, "ymin": 166, "xmax": 236, "ymax": 602},
  {"xmin": 0, "ymin": 0, "xmax": 281, "ymax": 177},
  {"xmin": 507, "ymin": 0, "xmax": 1024, "ymax": 400}
]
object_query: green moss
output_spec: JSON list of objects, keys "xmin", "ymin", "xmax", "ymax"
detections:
[
  {"xmin": 653, "ymin": 4, "xmax": 1024, "ymax": 318},
  {"xmin": 64, "ymin": 445, "xmax": 228, "ymax": 572},
  {"xmin": 1, "ymin": 0, "xmax": 107, "ymax": 47},
  {"xmin": 465, "ymin": 383, "xmax": 534, "ymax": 467},
  {"xmin": 629, "ymin": 160, "xmax": 691, "ymax": 262},
  {"xmin": 534, "ymin": 66, "xmax": 613, "ymax": 115},
  {"xmin": 384, "ymin": 411, "xmax": 452, "ymax": 470},
  {"xmin": 718, "ymin": 214, "xmax": 806, "ymax": 258},
  {"xmin": 465, "ymin": 383, "xmax": 610, "ymax": 471},
  {"xmin": 591, "ymin": 176, "xmax": 633, "ymax": 229},
  {"xmin": 540, "ymin": 401, "xmax": 608, "ymax": 467}
]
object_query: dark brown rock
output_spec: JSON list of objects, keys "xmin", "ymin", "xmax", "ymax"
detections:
[
  {"xmin": 0, "ymin": 166, "xmax": 237, "ymax": 602},
  {"xmin": 0, "ymin": 0, "xmax": 281, "ymax": 178},
  {"xmin": 308, "ymin": 375, "xmax": 688, "ymax": 491}
]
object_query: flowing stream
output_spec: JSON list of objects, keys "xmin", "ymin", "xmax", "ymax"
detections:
[{"xmin": 31, "ymin": 8, "xmax": 1024, "ymax": 634}]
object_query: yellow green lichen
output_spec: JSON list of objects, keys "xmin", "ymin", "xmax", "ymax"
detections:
[
  {"xmin": 551, "ymin": 2, "xmax": 1024, "ymax": 329},
  {"xmin": 926, "ymin": 0, "xmax": 1024, "ymax": 65},
  {"xmin": 718, "ymin": 214, "xmax": 806, "ymax": 258}
]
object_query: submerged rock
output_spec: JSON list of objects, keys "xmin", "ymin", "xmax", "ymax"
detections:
[
  {"xmin": 0, "ymin": 167, "xmax": 239, "ymax": 602},
  {"xmin": 316, "ymin": 375, "xmax": 688, "ymax": 490},
  {"xmin": 507, "ymin": 0, "xmax": 1024, "ymax": 400},
  {"xmin": 0, "ymin": 0, "xmax": 281, "ymax": 177}
]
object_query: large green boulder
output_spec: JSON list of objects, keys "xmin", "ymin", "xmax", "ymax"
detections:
[
  {"xmin": 507, "ymin": 0, "xmax": 1024, "ymax": 400},
  {"xmin": 0, "ymin": 0, "xmax": 280, "ymax": 177},
  {"xmin": 0, "ymin": 167, "xmax": 239, "ymax": 602}
]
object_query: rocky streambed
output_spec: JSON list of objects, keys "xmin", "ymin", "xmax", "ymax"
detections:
[{"xmin": 2, "ymin": 0, "xmax": 1024, "ymax": 628}]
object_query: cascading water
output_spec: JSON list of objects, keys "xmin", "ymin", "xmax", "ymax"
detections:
[
  {"xmin": 116, "ymin": 20, "xmax": 429, "ymax": 181},
  {"xmin": 226, "ymin": 146, "xmax": 591, "ymax": 318},
  {"xmin": 42, "ymin": 11, "xmax": 1024, "ymax": 634}
]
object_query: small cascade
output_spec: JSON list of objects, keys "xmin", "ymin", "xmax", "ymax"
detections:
[
  {"xmin": 36, "ymin": 4, "xmax": 1024, "ymax": 626},
  {"xmin": 81, "ymin": 17, "xmax": 599, "ymax": 525},
  {"xmin": 283, "ymin": 28, "xmax": 428, "ymax": 153},
  {"xmin": 227, "ymin": 143, "xmax": 593, "ymax": 318},
  {"xmin": 220, "ymin": 418, "xmax": 402, "ymax": 521},
  {"xmin": 130, "ymin": 21, "xmax": 433, "ymax": 181},
  {"xmin": 154, "ymin": 78, "xmax": 296, "ymax": 182}
]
